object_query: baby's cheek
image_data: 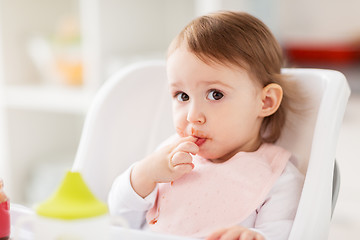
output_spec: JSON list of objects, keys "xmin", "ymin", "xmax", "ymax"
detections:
[{"xmin": 173, "ymin": 112, "xmax": 187, "ymax": 137}]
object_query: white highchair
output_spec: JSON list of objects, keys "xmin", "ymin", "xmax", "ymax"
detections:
[{"xmin": 72, "ymin": 61, "xmax": 350, "ymax": 240}]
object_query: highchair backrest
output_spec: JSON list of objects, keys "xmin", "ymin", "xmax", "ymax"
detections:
[
  {"xmin": 72, "ymin": 61, "xmax": 174, "ymax": 200},
  {"xmin": 278, "ymin": 68, "xmax": 350, "ymax": 240},
  {"xmin": 72, "ymin": 61, "xmax": 350, "ymax": 240}
]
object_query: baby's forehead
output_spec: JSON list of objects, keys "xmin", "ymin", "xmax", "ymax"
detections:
[{"xmin": 167, "ymin": 45, "xmax": 261, "ymax": 86}]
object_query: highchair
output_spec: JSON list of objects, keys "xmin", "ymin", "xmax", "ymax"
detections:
[{"xmin": 72, "ymin": 61, "xmax": 350, "ymax": 239}]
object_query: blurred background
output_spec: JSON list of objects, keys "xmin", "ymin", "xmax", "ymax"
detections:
[{"xmin": 0, "ymin": 0, "xmax": 359, "ymax": 239}]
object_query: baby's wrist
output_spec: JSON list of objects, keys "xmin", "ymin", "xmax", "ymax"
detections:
[{"xmin": 130, "ymin": 162, "xmax": 157, "ymax": 198}]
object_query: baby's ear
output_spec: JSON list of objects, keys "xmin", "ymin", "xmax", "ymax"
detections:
[{"xmin": 259, "ymin": 83, "xmax": 283, "ymax": 117}]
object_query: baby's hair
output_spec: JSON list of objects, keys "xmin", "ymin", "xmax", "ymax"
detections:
[{"xmin": 168, "ymin": 11, "xmax": 297, "ymax": 143}]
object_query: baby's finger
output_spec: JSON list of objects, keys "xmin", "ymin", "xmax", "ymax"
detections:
[
  {"xmin": 171, "ymin": 151, "xmax": 194, "ymax": 168},
  {"xmin": 220, "ymin": 228, "xmax": 244, "ymax": 240},
  {"xmin": 174, "ymin": 141, "xmax": 199, "ymax": 155},
  {"xmin": 172, "ymin": 163, "xmax": 194, "ymax": 177},
  {"xmin": 239, "ymin": 230, "xmax": 261, "ymax": 240},
  {"xmin": 254, "ymin": 233, "xmax": 265, "ymax": 240},
  {"xmin": 171, "ymin": 151, "xmax": 194, "ymax": 177},
  {"xmin": 206, "ymin": 228, "xmax": 227, "ymax": 240},
  {"xmin": 169, "ymin": 135, "xmax": 197, "ymax": 149}
]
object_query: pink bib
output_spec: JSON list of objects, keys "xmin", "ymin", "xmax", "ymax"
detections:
[{"xmin": 146, "ymin": 143, "xmax": 290, "ymax": 238}]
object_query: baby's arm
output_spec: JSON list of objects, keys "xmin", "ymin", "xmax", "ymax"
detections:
[
  {"xmin": 130, "ymin": 136, "xmax": 199, "ymax": 198},
  {"xmin": 108, "ymin": 165, "xmax": 156, "ymax": 229}
]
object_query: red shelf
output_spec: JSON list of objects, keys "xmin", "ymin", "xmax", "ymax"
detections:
[{"xmin": 284, "ymin": 43, "xmax": 360, "ymax": 65}]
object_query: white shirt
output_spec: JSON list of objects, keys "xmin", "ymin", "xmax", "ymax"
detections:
[{"xmin": 108, "ymin": 160, "xmax": 304, "ymax": 240}]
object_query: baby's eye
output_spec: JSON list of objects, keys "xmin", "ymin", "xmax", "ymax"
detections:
[
  {"xmin": 207, "ymin": 90, "xmax": 224, "ymax": 100},
  {"xmin": 176, "ymin": 92, "xmax": 190, "ymax": 102}
]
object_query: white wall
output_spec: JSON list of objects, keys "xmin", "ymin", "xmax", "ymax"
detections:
[
  {"xmin": 0, "ymin": 8, "xmax": 11, "ymax": 191},
  {"xmin": 277, "ymin": 0, "xmax": 360, "ymax": 43},
  {"xmin": 196, "ymin": 0, "xmax": 360, "ymax": 43}
]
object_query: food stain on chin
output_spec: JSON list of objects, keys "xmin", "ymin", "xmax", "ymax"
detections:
[
  {"xmin": 191, "ymin": 127, "xmax": 206, "ymax": 138},
  {"xmin": 149, "ymin": 207, "xmax": 160, "ymax": 225},
  {"xmin": 176, "ymin": 127, "xmax": 185, "ymax": 137},
  {"xmin": 191, "ymin": 127, "xmax": 195, "ymax": 135},
  {"xmin": 149, "ymin": 219, "xmax": 158, "ymax": 224},
  {"xmin": 177, "ymin": 127, "xmax": 206, "ymax": 140}
]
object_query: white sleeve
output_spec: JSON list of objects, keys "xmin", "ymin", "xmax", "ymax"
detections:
[
  {"xmin": 252, "ymin": 162, "xmax": 304, "ymax": 240},
  {"xmin": 108, "ymin": 163, "xmax": 158, "ymax": 229}
]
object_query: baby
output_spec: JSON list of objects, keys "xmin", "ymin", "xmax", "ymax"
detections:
[{"xmin": 108, "ymin": 11, "xmax": 304, "ymax": 240}]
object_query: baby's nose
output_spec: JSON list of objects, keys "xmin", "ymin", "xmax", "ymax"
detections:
[{"xmin": 186, "ymin": 103, "xmax": 206, "ymax": 124}]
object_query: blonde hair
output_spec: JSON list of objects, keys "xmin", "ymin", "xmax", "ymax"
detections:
[{"xmin": 168, "ymin": 11, "xmax": 296, "ymax": 143}]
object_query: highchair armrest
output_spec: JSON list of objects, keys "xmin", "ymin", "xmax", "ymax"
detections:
[{"xmin": 331, "ymin": 160, "xmax": 340, "ymax": 218}]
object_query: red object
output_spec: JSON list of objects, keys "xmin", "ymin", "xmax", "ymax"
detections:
[
  {"xmin": 0, "ymin": 179, "xmax": 10, "ymax": 239},
  {"xmin": 0, "ymin": 200, "xmax": 10, "ymax": 239},
  {"xmin": 285, "ymin": 43, "xmax": 360, "ymax": 65}
]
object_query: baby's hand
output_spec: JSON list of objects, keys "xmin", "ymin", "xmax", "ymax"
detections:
[
  {"xmin": 168, "ymin": 136, "xmax": 199, "ymax": 176},
  {"xmin": 130, "ymin": 136, "xmax": 199, "ymax": 198},
  {"xmin": 151, "ymin": 135, "xmax": 199, "ymax": 182},
  {"xmin": 206, "ymin": 226, "xmax": 265, "ymax": 240}
]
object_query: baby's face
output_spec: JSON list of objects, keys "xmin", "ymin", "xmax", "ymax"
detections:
[{"xmin": 167, "ymin": 47, "xmax": 265, "ymax": 162}]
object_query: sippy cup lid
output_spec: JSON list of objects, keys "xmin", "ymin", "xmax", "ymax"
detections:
[{"xmin": 35, "ymin": 171, "xmax": 108, "ymax": 219}]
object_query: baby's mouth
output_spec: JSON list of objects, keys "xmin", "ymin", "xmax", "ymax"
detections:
[
  {"xmin": 191, "ymin": 128, "xmax": 208, "ymax": 146},
  {"xmin": 194, "ymin": 137, "xmax": 206, "ymax": 147}
]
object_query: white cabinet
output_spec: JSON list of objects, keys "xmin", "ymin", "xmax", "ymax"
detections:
[{"xmin": 0, "ymin": 0, "xmax": 196, "ymax": 204}]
